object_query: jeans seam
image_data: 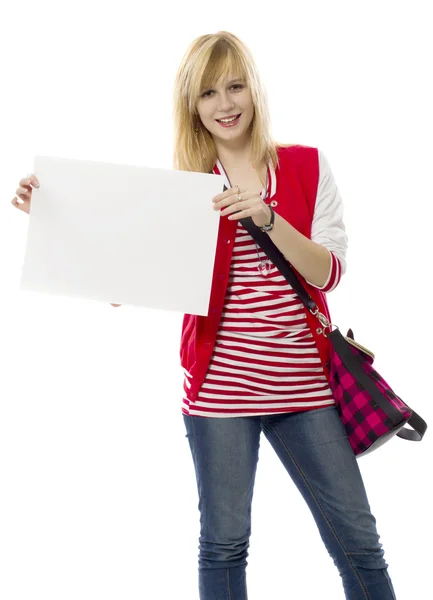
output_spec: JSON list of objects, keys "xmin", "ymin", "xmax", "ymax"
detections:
[
  {"xmin": 267, "ymin": 422, "xmax": 372, "ymax": 600},
  {"xmin": 384, "ymin": 568, "xmax": 397, "ymax": 600}
]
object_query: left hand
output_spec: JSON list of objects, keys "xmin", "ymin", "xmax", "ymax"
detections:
[{"xmin": 212, "ymin": 186, "xmax": 272, "ymax": 228}]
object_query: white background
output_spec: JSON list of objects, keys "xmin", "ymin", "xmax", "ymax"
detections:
[{"xmin": 1, "ymin": 1, "xmax": 431, "ymax": 599}]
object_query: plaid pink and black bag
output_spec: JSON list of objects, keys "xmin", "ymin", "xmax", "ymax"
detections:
[
  {"xmin": 323, "ymin": 324, "xmax": 426, "ymax": 456},
  {"xmin": 241, "ymin": 215, "xmax": 428, "ymax": 458}
]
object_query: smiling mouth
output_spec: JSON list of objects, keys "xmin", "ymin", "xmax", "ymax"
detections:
[{"xmin": 216, "ymin": 114, "xmax": 241, "ymax": 123}]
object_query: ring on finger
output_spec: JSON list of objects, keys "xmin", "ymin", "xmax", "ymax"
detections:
[{"xmin": 237, "ymin": 193, "xmax": 242, "ymax": 202}]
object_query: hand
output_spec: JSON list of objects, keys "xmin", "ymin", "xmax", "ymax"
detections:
[
  {"xmin": 11, "ymin": 173, "xmax": 40, "ymax": 215},
  {"xmin": 212, "ymin": 186, "xmax": 272, "ymax": 228}
]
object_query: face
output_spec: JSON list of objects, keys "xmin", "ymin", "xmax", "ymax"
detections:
[{"xmin": 196, "ymin": 74, "xmax": 255, "ymax": 147}]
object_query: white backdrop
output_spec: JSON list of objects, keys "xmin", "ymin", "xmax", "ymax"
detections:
[{"xmin": 1, "ymin": 1, "xmax": 431, "ymax": 599}]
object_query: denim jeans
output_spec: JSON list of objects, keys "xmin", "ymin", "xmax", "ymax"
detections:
[{"xmin": 183, "ymin": 405, "xmax": 397, "ymax": 600}]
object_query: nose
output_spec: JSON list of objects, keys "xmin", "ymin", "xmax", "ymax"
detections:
[{"xmin": 218, "ymin": 91, "xmax": 236, "ymax": 113}]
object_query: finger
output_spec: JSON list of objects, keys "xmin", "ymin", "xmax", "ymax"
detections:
[
  {"xmin": 220, "ymin": 198, "xmax": 251, "ymax": 216},
  {"xmin": 18, "ymin": 182, "xmax": 32, "ymax": 193},
  {"xmin": 11, "ymin": 197, "xmax": 24, "ymax": 210},
  {"xmin": 213, "ymin": 186, "xmax": 242, "ymax": 203},
  {"xmin": 19, "ymin": 175, "xmax": 39, "ymax": 188},
  {"xmin": 227, "ymin": 208, "xmax": 251, "ymax": 220},
  {"xmin": 215, "ymin": 191, "xmax": 248, "ymax": 211},
  {"xmin": 16, "ymin": 186, "xmax": 31, "ymax": 199},
  {"xmin": 220, "ymin": 191, "xmax": 254, "ymax": 211}
]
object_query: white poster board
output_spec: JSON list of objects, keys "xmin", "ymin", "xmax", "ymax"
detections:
[{"xmin": 20, "ymin": 156, "xmax": 225, "ymax": 316}]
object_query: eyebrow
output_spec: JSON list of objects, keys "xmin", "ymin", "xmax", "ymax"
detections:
[{"xmin": 203, "ymin": 78, "xmax": 244, "ymax": 90}]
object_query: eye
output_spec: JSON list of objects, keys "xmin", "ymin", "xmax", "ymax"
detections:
[
  {"xmin": 231, "ymin": 83, "xmax": 244, "ymax": 91},
  {"xmin": 201, "ymin": 89, "xmax": 214, "ymax": 98}
]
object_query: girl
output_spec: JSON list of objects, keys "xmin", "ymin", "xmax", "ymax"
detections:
[{"xmin": 11, "ymin": 30, "xmax": 397, "ymax": 600}]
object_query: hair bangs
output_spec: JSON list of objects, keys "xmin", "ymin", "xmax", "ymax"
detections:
[{"xmin": 198, "ymin": 43, "xmax": 247, "ymax": 100}]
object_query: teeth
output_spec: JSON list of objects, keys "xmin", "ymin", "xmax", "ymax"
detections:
[{"xmin": 219, "ymin": 115, "xmax": 239, "ymax": 123}]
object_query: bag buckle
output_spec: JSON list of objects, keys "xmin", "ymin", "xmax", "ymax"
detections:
[{"xmin": 310, "ymin": 308, "xmax": 333, "ymax": 336}]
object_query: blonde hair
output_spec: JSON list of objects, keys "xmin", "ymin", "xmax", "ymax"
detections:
[{"xmin": 172, "ymin": 31, "xmax": 289, "ymax": 179}]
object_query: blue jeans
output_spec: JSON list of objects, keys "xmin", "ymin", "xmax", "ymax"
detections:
[{"xmin": 183, "ymin": 406, "xmax": 397, "ymax": 600}]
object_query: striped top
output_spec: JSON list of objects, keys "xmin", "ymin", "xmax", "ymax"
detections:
[{"xmin": 181, "ymin": 149, "xmax": 347, "ymax": 418}]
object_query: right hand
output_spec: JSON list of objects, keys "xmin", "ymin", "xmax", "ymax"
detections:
[
  {"xmin": 12, "ymin": 172, "xmax": 122, "ymax": 308},
  {"xmin": 11, "ymin": 173, "xmax": 39, "ymax": 215}
]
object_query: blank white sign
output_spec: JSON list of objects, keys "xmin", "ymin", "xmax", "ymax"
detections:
[{"xmin": 20, "ymin": 156, "xmax": 225, "ymax": 316}]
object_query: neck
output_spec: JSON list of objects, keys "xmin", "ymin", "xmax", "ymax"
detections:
[
  {"xmin": 213, "ymin": 133, "xmax": 267, "ymax": 186},
  {"xmin": 216, "ymin": 143, "xmax": 267, "ymax": 184},
  {"xmin": 214, "ymin": 134, "xmax": 254, "ymax": 169}
]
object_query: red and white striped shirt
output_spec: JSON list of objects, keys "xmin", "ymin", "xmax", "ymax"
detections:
[{"xmin": 181, "ymin": 146, "xmax": 348, "ymax": 418}]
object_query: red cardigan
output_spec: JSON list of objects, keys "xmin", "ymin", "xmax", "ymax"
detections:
[{"xmin": 180, "ymin": 145, "xmax": 332, "ymax": 403}]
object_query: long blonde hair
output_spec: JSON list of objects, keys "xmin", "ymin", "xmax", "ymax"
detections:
[{"xmin": 172, "ymin": 31, "xmax": 287, "ymax": 179}]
